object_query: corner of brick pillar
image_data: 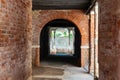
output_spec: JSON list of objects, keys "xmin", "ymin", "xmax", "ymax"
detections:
[{"xmin": 35, "ymin": 48, "xmax": 40, "ymax": 67}]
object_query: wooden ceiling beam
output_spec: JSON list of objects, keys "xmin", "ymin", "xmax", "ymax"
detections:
[{"xmin": 32, "ymin": 0, "xmax": 91, "ymax": 10}]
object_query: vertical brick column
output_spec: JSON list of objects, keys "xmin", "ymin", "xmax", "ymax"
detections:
[
  {"xmin": 99, "ymin": 0, "xmax": 120, "ymax": 80},
  {"xmin": 89, "ymin": 11, "xmax": 95, "ymax": 75},
  {"xmin": 35, "ymin": 47, "xmax": 40, "ymax": 66},
  {"xmin": 0, "ymin": 0, "xmax": 32, "ymax": 80}
]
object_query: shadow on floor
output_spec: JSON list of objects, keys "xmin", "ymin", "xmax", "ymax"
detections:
[
  {"xmin": 32, "ymin": 77, "xmax": 62, "ymax": 80},
  {"xmin": 33, "ymin": 66, "xmax": 64, "ymax": 76},
  {"xmin": 32, "ymin": 60, "xmax": 94, "ymax": 80}
]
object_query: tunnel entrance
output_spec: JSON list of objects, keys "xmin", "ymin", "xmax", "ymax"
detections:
[
  {"xmin": 49, "ymin": 27, "xmax": 75, "ymax": 56},
  {"xmin": 40, "ymin": 19, "xmax": 81, "ymax": 66}
]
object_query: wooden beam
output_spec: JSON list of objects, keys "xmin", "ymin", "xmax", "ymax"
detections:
[{"xmin": 32, "ymin": 0, "xmax": 91, "ymax": 10}]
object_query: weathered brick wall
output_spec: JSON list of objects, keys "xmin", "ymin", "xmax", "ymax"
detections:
[
  {"xmin": 0, "ymin": 0, "xmax": 32, "ymax": 80},
  {"xmin": 32, "ymin": 10, "xmax": 89, "ymax": 67},
  {"xmin": 99, "ymin": 0, "xmax": 120, "ymax": 80}
]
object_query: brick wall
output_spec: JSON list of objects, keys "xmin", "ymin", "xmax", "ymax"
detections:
[
  {"xmin": 32, "ymin": 10, "xmax": 90, "ymax": 67},
  {"xmin": 99, "ymin": 0, "xmax": 120, "ymax": 80},
  {"xmin": 0, "ymin": 0, "xmax": 32, "ymax": 80}
]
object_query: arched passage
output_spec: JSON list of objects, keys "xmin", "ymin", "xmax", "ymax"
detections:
[
  {"xmin": 32, "ymin": 10, "xmax": 89, "ymax": 67},
  {"xmin": 40, "ymin": 19, "xmax": 81, "ymax": 66},
  {"xmin": 31, "ymin": 8, "xmax": 93, "ymax": 80}
]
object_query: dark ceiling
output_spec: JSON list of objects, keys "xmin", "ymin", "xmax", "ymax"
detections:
[{"xmin": 32, "ymin": 0, "xmax": 92, "ymax": 10}]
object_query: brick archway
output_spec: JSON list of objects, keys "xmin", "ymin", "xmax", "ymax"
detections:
[
  {"xmin": 40, "ymin": 19, "xmax": 81, "ymax": 66},
  {"xmin": 32, "ymin": 10, "xmax": 89, "ymax": 67}
]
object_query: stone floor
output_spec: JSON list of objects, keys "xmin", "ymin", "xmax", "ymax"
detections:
[{"xmin": 32, "ymin": 60, "xmax": 94, "ymax": 80}]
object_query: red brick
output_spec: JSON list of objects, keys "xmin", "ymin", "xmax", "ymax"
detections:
[
  {"xmin": 32, "ymin": 10, "xmax": 91, "ymax": 67},
  {"xmin": 99, "ymin": 0, "xmax": 120, "ymax": 80},
  {"xmin": 0, "ymin": 0, "xmax": 32, "ymax": 80}
]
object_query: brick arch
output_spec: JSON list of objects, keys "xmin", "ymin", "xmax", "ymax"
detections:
[
  {"xmin": 38, "ymin": 11, "xmax": 87, "ymax": 37},
  {"xmin": 32, "ymin": 10, "xmax": 89, "ymax": 67},
  {"xmin": 40, "ymin": 19, "xmax": 81, "ymax": 64},
  {"xmin": 40, "ymin": 18, "xmax": 80, "ymax": 35}
]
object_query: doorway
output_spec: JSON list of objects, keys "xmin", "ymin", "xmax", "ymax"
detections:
[{"xmin": 40, "ymin": 19, "xmax": 81, "ymax": 66}]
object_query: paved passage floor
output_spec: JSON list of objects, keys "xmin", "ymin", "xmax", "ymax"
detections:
[{"xmin": 32, "ymin": 60, "xmax": 94, "ymax": 80}]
